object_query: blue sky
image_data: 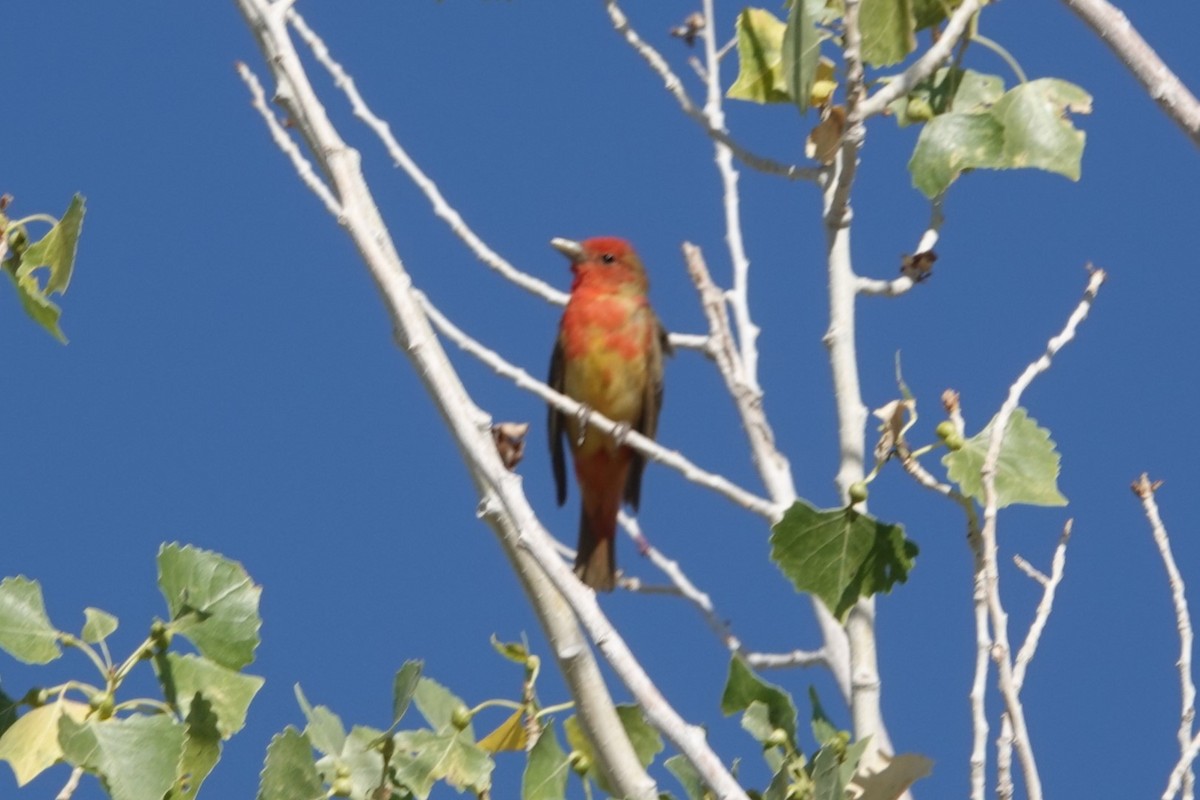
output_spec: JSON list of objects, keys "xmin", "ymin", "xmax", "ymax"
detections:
[{"xmin": 3, "ymin": 2, "xmax": 1199, "ymax": 798}]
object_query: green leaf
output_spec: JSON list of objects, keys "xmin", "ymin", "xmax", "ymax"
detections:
[
  {"xmin": 990, "ymin": 78, "xmax": 1091, "ymax": 181},
  {"xmin": 6, "ymin": 268, "xmax": 66, "ymax": 342},
  {"xmin": 770, "ymin": 499, "xmax": 919, "ymax": 621},
  {"xmin": 665, "ymin": 754, "xmax": 710, "ymax": 800},
  {"xmin": 741, "ymin": 700, "xmax": 775, "ymax": 743},
  {"xmin": 317, "ymin": 725, "xmax": 386, "ymax": 800},
  {"xmin": 888, "ymin": 68, "xmax": 1005, "ymax": 127},
  {"xmin": 840, "ymin": 737, "xmax": 872, "ymax": 787},
  {"xmin": 19, "ymin": 194, "xmax": 85, "ymax": 295},
  {"xmin": 294, "ymin": 684, "xmax": 346, "ymax": 757},
  {"xmin": 943, "ymin": 407, "xmax": 1068, "ymax": 507},
  {"xmin": 859, "ymin": 0, "xmax": 915, "ymax": 67},
  {"xmin": 913, "ymin": 0, "xmax": 959, "ymax": 29},
  {"xmin": 393, "ymin": 728, "xmax": 493, "ymax": 800},
  {"xmin": 166, "ymin": 695, "xmax": 222, "ymax": 800},
  {"xmin": 720, "ymin": 657, "xmax": 798, "ymax": 747},
  {"xmin": 158, "ymin": 653, "xmax": 263, "ymax": 739},
  {"xmin": 562, "ymin": 714, "xmax": 592, "ymax": 766},
  {"xmin": 393, "ymin": 660, "xmax": 423, "ymax": 728},
  {"xmin": 809, "ymin": 687, "xmax": 839, "ymax": 747},
  {"xmin": 522, "ymin": 722, "xmax": 569, "ymax": 800},
  {"xmin": 811, "ymin": 744, "xmax": 844, "ymax": 800},
  {"xmin": 478, "ymin": 708, "xmax": 526, "ymax": 753},
  {"xmin": 82, "ymin": 607, "xmax": 119, "ymax": 644},
  {"xmin": 258, "ymin": 727, "xmax": 325, "ymax": 800},
  {"xmin": 157, "ymin": 543, "xmax": 262, "ymax": 670},
  {"xmin": 617, "ymin": 704, "xmax": 663, "ymax": 767},
  {"xmin": 490, "ymin": 635, "xmax": 529, "ymax": 664},
  {"xmin": 59, "ymin": 713, "xmax": 185, "ymax": 800},
  {"xmin": 413, "ymin": 676, "xmax": 473, "ymax": 738},
  {"xmin": 781, "ymin": 0, "xmax": 823, "ymax": 111},
  {"xmin": 908, "ymin": 78, "xmax": 1090, "ymax": 197},
  {"xmin": 0, "ymin": 577, "xmax": 62, "ymax": 664},
  {"xmin": 0, "ymin": 699, "xmax": 87, "ymax": 785},
  {"xmin": 0, "ymin": 685, "xmax": 18, "ymax": 740},
  {"xmin": 762, "ymin": 763, "xmax": 793, "ymax": 800},
  {"xmin": 728, "ymin": 9, "xmax": 792, "ymax": 104},
  {"xmin": 909, "ymin": 112, "xmax": 1005, "ymax": 197}
]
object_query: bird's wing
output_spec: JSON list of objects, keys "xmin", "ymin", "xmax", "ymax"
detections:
[
  {"xmin": 548, "ymin": 335, "xmax": 569, "ymax": 506},
  {"xmin": 624, "ymin": 317, "xmax": 669, "ymax": 510}
]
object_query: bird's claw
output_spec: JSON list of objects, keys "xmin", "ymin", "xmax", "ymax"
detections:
[{"xmin": 575, "ymin": 406, "xmax": 592, "ymax": 447}]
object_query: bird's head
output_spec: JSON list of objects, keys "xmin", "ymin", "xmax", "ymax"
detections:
[{"xmin": 552, "ymin": 236, "xmax": 648, "ymax": 293}]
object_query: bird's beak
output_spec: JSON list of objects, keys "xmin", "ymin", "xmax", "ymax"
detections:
[{"xmin": 550, "ymin": 237, "xmax": 584, "ymax": 261}]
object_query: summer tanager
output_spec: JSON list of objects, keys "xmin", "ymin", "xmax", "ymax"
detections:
[{"xmin": 548, "ymin": 237, "xmax": 668, "ymax": 591}]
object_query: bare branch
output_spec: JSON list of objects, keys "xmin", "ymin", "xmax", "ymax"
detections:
[
  {"xmin": 1013, "ymin": 520, "xmax": 1072, "ymax": 690},
  {"xmin": 980, "ymin": 267, "xmax": 1106, "ymax": 800},
  {"xmin": 858, "ymin": 0, "xmax": 984, "ymax": 119},
  {"xmin": 1135, "ymin": 475, "xmax": 1196, "ymax": 800},
  {"xmin": 857, "ymin": 198, "xmax": 944, "ymax": 297},
  {"xmin": 602, "ymin": 0, "xmax": 821, "ymax": 181},
  {"xmin": 234, "ymin": 4, "xmax": 748, "ymax": 796},
  {"xmin": 236, "ymin": 63, "xmax": 342, "ymax": 217},
  {"xmin": 1060, "ymin": 0, "xmax": 1200, "ymax": 147},
  {"xmin": 287, "ymin": 9, "xmax": 568, "ymax": 306},
  {"xmin": 417, "ymin": 290, "xmax": 778, "ymax": 520},
  {"xmin": 1167, "ymin": 729, "xmax": 1200, "ymax": 800},
  {"xmin": 56, "ymin": 767, "xmax": 85, "ymax": 800}
]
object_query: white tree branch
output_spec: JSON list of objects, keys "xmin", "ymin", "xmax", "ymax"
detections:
[
  {"xmin": 698, "ymin": 0, "xmax": 761, "ymax": 392},
  {"xmin": 858, "ymin": 0, "xmax": 984, "ymax": 119},
  {"xmin": 417, "ymin": 290, "xmax": 778, "ymax": 520},
  {"xmin": 1136, "ymin": 475, "xmax": 1197, "ymax": 800},
  {"xmin": 856, "ymin": 198, "xmax": 944, "ymax": 297},
  {"xmin": 602, "ymin": 0, "xmax": 821, "ymax": 182},
  {"xmin": 683, "ymin": 242, "xmax": 850, "ymax": 698},
  {"xmin": 233, "ymin": 4, "xmax": 748, "ymax": 797},
  {"xmin": 1060, "ymin": 0, "xmax": 1200, "ymax": 148},
  {"xmin": 980, "ymin": 267, "xmax": 1106, "ymax": 800}
]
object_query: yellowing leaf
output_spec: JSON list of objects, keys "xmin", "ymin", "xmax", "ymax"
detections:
[
  {"xmin": 0, "ymin": 699, "xmax": 87, "ymax": 785},
  {"xmin": 478, "ymin": 709, "xmax": 527, "ymax": 753},
  {"xmin": 727, "ymin": 8, "xmax": 791, "ymax": 104}
]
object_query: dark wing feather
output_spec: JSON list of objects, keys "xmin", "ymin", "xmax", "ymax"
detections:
[
  {"xmin": 548, "ymin": 336, "xmax": 568, "ymax": 506},
  {"xmin": 624, "ymin": 317, "xmax": 669, "ymax": 509}
]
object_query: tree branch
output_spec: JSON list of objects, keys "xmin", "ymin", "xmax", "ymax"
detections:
[
  {"xmin": 1060, "ymin": 0, "xmax": 1200, "ymax": 147},
  {"xmin": 602, "ymin": 0, "xmax": 821, "ymax": 181},
  {"xmin": 233, "ymin": 3, "xmax": 747, "ymax": 797},
  {"xmin": 1135, "ymin": 474, "xmax": 1196, "ymax": 800},
  {"xmin": 858, "ymin": 0, "xmax": 983, "ymax": 119},
  {"xmin": 980, "ymin": 267, "xmax": 1106, "ymax": 800}
]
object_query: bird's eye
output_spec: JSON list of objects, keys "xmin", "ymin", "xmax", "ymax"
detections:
[{"xmin": 601, "ymin": 253, "xmax": 616, "ymax": 264}]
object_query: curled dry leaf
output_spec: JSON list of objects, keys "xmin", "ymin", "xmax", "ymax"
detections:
[
  {"xmin": 491, "ymin": 422, "xmax": 530, "ymax": 471},
  {"xmin": 941, "ymin": 389, "xmax": 960, "ymax": 415},
  {"xmin": 669, "ymin": 12, "xmax": 706, "ymax": 47},
  {"xmin": 807, "ymin": 105, "xmax": 846, "ymax": 165},
  {"xmin": 873, "ymin": 398, "xmax": 916, "ymax": 462},
  {"xmin": 900, "ymin": 250, "xmax": 937, "ymax": 282}
]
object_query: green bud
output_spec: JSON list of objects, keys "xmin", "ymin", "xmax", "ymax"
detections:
[
  {"xmin": 848, "ymin": 481, "xmax": 868, "ymax": 504},
  {"xmin": 331, "ymin": 776, "xmax": 354, "ymax": 797},
  {"xmin": 89, "ymin": 691, "xmax": 115, "ymax": 720},
  {"xmin": 944, "ymin": 432, "xmax": 965, "ymax": 451},
  {"xmin": 450, "ymin": 703, "xmax": 473, "ymax": 731},
  {"xmin": 568, "ymin": 750, "xmax": 591, "ymax": 776},
  {"xmin": 935, "ymin": 420, "xmax": 957, "ymax": 441},
  {"xmin": 765, "ymin": 728, "xmax": 789, "ymax": 748},
  {"xmin": 6, "ymin": 223, "xmax": 28, "ymax": 254},
  {"xmin": 905, "ymin": 96, "xmax": 935, "ymax": 121}
]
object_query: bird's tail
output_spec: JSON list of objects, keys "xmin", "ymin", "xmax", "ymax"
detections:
[{"xmin": 575, "ymin": 506, "xmax": 617, "ymax": 592}]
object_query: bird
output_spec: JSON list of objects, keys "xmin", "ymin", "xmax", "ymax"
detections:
[{"xmin": 548, "ymin": 236, "xmax": 668, "ymax": 591}]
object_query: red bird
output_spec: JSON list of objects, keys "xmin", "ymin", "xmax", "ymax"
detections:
[{"xmin": 548, "ymin": 237, "xmax": 668, "ymax": 591}]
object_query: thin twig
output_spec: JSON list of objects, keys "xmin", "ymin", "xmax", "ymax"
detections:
[
  {"xmin": 1167, "ymin": 730, "xmax": 1200, "ymax": 800},
  {"xmin": 856, "ymin": 198, "xmax": 944, "ymax": 297},
  {"xmin": 603, "ymin": 0, "xmax": 820, "ymax": 181},
  {"xmin": 1136, "ymin": 475, "xmax": 1196, "ymax": 800},
  {"xmin": 1013, "ymin": 520, "xmax": 1072, "ymax": 689},
  {"xmin": 416, "ymin": 290, "xmax": 779, "ymax": 520},
  {"xmin": 235, "ymin": 6, "xmax": 747, "ymax": 796},
  {"xmin": 1060, "ymin": 0, "xmax": 1200, "ymax": 147},
  {"xmin": 698, "ymin": 0, "xmax": 761, "ymax": 392},
  {"xmin": 287, "ymin": 9, "xmax": 568, "ymax": 306},
  {"xmin": 56, "ymin": 767, "xmax": 85, "ymax": 800},
  {"xmin": 980, "ymin": 267, "xmax": 1106, "ymax": 800},
  {"xmin": 236, "ymin": 63, "xmax": 342, "ymax": 218}
]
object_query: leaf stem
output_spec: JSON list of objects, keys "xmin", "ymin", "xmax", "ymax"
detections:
[
  {"xmin": 59, "ymin": 634, "xmax": 110, "ymax": 682},
  {"xmin": 971, "ymin": 33, "xmax": 1027, "ymax": 84},
  {"xmin": 535, "ymin": 701, "xmax": 576, "ymax": 719}
]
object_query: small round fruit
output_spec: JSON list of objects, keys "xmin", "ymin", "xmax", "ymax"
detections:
[{"xmin": 848, "ymin": 481, "xmax": 869, "ymax": 504}]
